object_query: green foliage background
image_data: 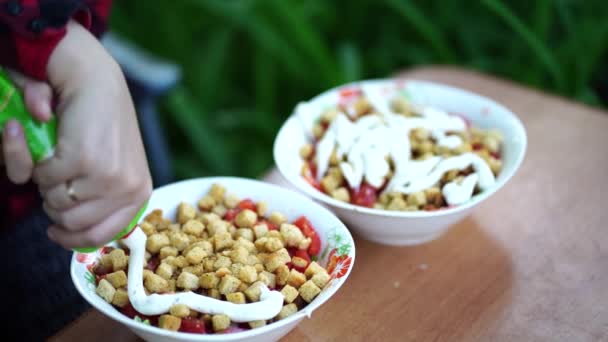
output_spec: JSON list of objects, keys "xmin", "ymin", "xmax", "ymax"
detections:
[{"xmin": 110, "ymin": 0, "xmax": 608, "ymax": 180}]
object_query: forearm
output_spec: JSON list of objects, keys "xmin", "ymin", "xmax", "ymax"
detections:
[{"xmin": 47, "ymin": 19, "xmax": 122, "ymax": 98}]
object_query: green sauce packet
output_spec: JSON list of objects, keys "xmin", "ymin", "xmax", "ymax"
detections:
[
  {"xmin": 0, "ymin": 68, "xmax": 147, "ymax": 253},
  {"xmin": 0, "ymin": 69, "xmax": 57, "ymax": 162}
]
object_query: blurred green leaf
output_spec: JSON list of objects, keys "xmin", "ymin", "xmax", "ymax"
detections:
[{"xmin": 108, "ymin": 0, "xmax": 608, "ymax": 180}]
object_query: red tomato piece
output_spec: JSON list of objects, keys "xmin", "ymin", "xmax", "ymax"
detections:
[
  {"xmin": 258, "ymin": 219, "xmax": 278, "ymax": 231},
  {"xmin": 294, "ymin": 249, "xmax": 311, "ymax": 263},
  {"xmin": 350, "ymin": 183, "xmax": 378, "ymax": 208},
  {"xmin": 302, "ymin": 161, "xmax": 322, "ymax": 191},
  {"xmin": 180, "ymin": 317, "xmax": 207, "ymax": 334},
  {"xmin": 293, "ymin": 216, "xmax": 315, "ymax": 237},
  {"xmin": 224, "ymin": 208, "xmax": 241, "ymax": 222},
  {"xmin": 490, "ymin": 151, "xmax": 501, "ymax": 160},
  {"xmin": 120, "ymin": 302, "xmax": 140, "ymax": 319},
  {"xmin": 145, "ymin": 256, "xmax": 160, "ymax": 272},
  {"xmin": 95, "ymin": 274, "xmax": 107, "ymax": 285},
  {"xmin": 292, "ymin": 249, "xmax": 311, "ymax": 273},
  {"xmin": 472, "ymin": 143, "xmax": 483, "ymax": 151},
  {"xmin": 308, "ymin": 233, "xmax": 321, "ymax": 256},
  {"xmin": 237, "ymin": 199, "xmax": 257, "ymax": 211}
]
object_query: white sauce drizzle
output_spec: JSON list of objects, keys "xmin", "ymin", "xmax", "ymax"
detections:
[
  {"xmin": 305, "ymin": 83, "xmax": 496, "ymax": 204},
  {"xmin": 443, "ymin": 173, "xmax": 479, "ymax": 205},
  {"xmin": 123, "ymin": 229, "xmax": 284, "ymax": 321}
]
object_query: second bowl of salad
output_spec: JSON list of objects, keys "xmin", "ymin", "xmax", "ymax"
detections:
[{"xmin": 274, "ymin": 79, "xmax": 526, "ymax": 245}]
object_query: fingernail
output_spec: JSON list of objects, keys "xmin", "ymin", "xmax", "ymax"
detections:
[
  {"xmin": 40, "ymin": 102, "xmax": 51, "ymax": 117},
  {"xmin": 5, "ymin": 120, "xmax": 21, "ymax": 137}
]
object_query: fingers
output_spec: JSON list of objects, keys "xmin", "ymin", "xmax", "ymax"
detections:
[
  {"xmin": 2, "ymin": 120, "xmax": 33, "ymax": 184},
  {"xmin": 41, "ymin": 178, "xmax": 97, "ymax": 210},
  {"xmin": 5, "ymin": 68, "xmax": 53, "ymax": 122},
  {"xmin": 43, "ymin": 198, "xmax": 118, "ymax": 232},
  {"xmin": 33, "ymin": 144, "xmax": 81, "ymax": 187},
  {"xmin": 47, "ymin": 204, "xmax": 139, "ymax": 249},
  {"xmin": 24, "ymin": 82, "xmax": 53, "ymax": 121}
]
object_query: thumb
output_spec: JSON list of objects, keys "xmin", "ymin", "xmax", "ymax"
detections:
[{"xmin": 5, "ymin": 69, "xmax": 53, "ymax": 122}]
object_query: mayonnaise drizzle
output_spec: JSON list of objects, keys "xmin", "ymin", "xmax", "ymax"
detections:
[
  {"xmin": 442, "ymin": 173, "xmax": 479, "ymax": 205},
  {"xmin": 393, "ymin": 153, "xmax": 495, "ymax": 194},
  {"xmin": 123, "ymin": 228, "xmax": 284, "ymax": 322},
  {"xmin": 306, "ymin": 83, "xmax": 497, "ymax": 205}
]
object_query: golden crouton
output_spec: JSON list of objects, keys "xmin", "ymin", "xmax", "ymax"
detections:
[
  {"xmin": 111, "ymin": 288, "xmax": 129, "ymax": 307},
  {"xmin": 169, "ymin": 232, "xmax": 190, "ymax": 251},
  {"xmin": 96, "ymin": 279, "xmax": 115, "ymax": 303},
  {"xmin": 109, "ymin": 249, "xmax": 128, "ymax": 271},
  {"xmin": 265, "ymin": 237, "xmax": 284, "ymax": 253},
  {"xmin": 256, "ymin": 201, "xmax": 268, "ymax": 217},
  {"xmin": 311, "ymin": 271, "xmax": 331, "ymax": 288},
  {"xmin": 218, "ymin": 275, "xmax": 241, "ymax": 295},
  {"xmin": 172, "ymin": 256, "xmax": 189, "ymax": 269},
  {"xmin": 226, "ymin": 292, "xmax": 246, "ymax": 304},
  {"xmin": 304, "ymin": 261, "xmax": 325, "ymax": 278},
  {"xmin": 159, "ymin": 315, "xmax": 181, "ymax": 331},
  {"xmin": 159, "ymin": 246, "xmax": 179, "ymax": 260},
  {"xmin": 280, "ymin": 224, "xmax": 305, "ymax": 247},
  {"xmin": 276, "ymin": 304, "xmax": 298, "ymax": 320},
  {"xmin": 287, "ymin": 269, "xmax": 307, "ymax": 288},
  {"xmin": 281, "ymin": 285, "xmax": 299, "ymax": 303},
  {"xmin": 268, "ymin": 212, "xmax": 287, "ymax": 226},
  {"xmin": 331, "ymin": 187, "xmax": 350, "ymax": 202},
  {"xmin": 258, "ymin": 271, "xmax": 276, "ymax": 288},
  {"xmin": 185, "ymin": 246, "xmax": 207, "ymax": 265},
  {"xmin": 146, "ymin": 233, "xmax": 170, "ymax": 254},
  {"xmin": 229, "ymin": 246, "xmax": 249, "ymax": 264},
  {"xmin": 244, "ymin": 281, "xmax": 264, "ymax": 302},
  {"xmin": 212, "ymin": 314, "xmax": 231, "ymax": 332},
  {"xmin": 252, "ymin": 223, "xmax": 269, "ymax": 239},
  {"xmin": 105, "ymin": 270, "xmax": 127, "ymax": 288},
  {"xmin": 144, "ymin": 273, "xmax": 169, "ymax": 293},
  {"xmin": 238, "ymin": 265, "xmax": 258, "ymax": 283},
  {"xmin": 214, "ymin": 255, "xmax": 232, "ymax": 270},
  {"xmin": 182, "ymin": 219, "xmax": 205, "ymax": 237},
  {"xmin": 198, "ymin": 195, "xmax": 216, "ymax": 211},
  {"xmin": 235, "ymin": 209, "xmax": 257, "ymax": 228},
  {"xmin": 177, "ymin": 272, "xmax": 200, "ymax": 291},
  {"xmin": 199, "ymin": 272, "xmax": 220, "ymax": 289},
  {"xmin": 214, "ymin": 232, "xmax": 234, "ymax": 251},
  {"xmin": 139, "ymin": 221, "xmax": 156, "ymax": 236},
  {"xmin": 276, "ymin": 264, "xmax": 290, "ymax": 286},
  {"xmin": 177, "ymin": 202, "xmax": 196, "ymax": 224},
  {"xmin": 299, "ymin": 280, "xmax": 321, "ymax": 303},
  {"xmin": 215, "ymin": 267, "xmax": 231, "ymax": 277},
  {"xmin": 407, "ymin": 191, "xmax": 427, "ymax": 207},
  {"xmin": 207, "ymin": 288, "xmax": 221, "ymax": 299},
  {"xmin": 248, "ymin": 320, "xmax": 266, "ymax": 329},
  {"xmin": 208, "ymin": 183, "xmax": 226, "ymax": 202},
  {"xmin": 170, "ymin": 304, "xmax": 190, "ymax": 318},
  {"xmin": 264, "ymin": 248, "xmax": 291, "ymax": 272},
  {"xmin": 224, "ymin": 193, "xmax": 240, "ymax": 209},
  {"xmin": 235, "ymin": 228, "xmax": 254, "ymax": 242},
  {"xmin": 234, "ymin": 237, "xmax": 256, "ymax": 253},
  {"xmin": 156, "ymin": 263, "xmax": 174, "ymax": 280}
]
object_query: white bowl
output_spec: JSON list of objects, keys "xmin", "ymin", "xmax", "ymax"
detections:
[
  {"xmin": 71, "ymin": 177, "xmax": 355, "ymax": 342},
  {"xmin": 274, "ymin": 79, "xmax": 527, "ymax": 245}
]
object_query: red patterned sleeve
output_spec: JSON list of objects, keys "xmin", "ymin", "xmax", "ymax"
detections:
[{"xmin": 0, "ymin": 0, "xmax": 113, "ymax": 80}]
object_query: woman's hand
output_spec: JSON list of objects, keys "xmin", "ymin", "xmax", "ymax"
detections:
[
  {"xmin": 34, "ymin": 21, "xmax": 152, "ymax": 249},
  {"xmin": 1, "ymin": 70, "xmax": 53, "ymax": 181}
]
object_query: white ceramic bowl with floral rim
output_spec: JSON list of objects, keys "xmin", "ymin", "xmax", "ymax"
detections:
[
  {"xmin": 71, "ymin": 177, "xmax": 355, "ymax": 342},
  {"xmin": 273, "ymin": 79, "xmax": 527, "ymax": 245}
]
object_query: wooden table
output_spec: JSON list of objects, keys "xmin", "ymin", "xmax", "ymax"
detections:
[{"xmin": 51, "ymin": 67, "xmax": 608, "ymax": 342}]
